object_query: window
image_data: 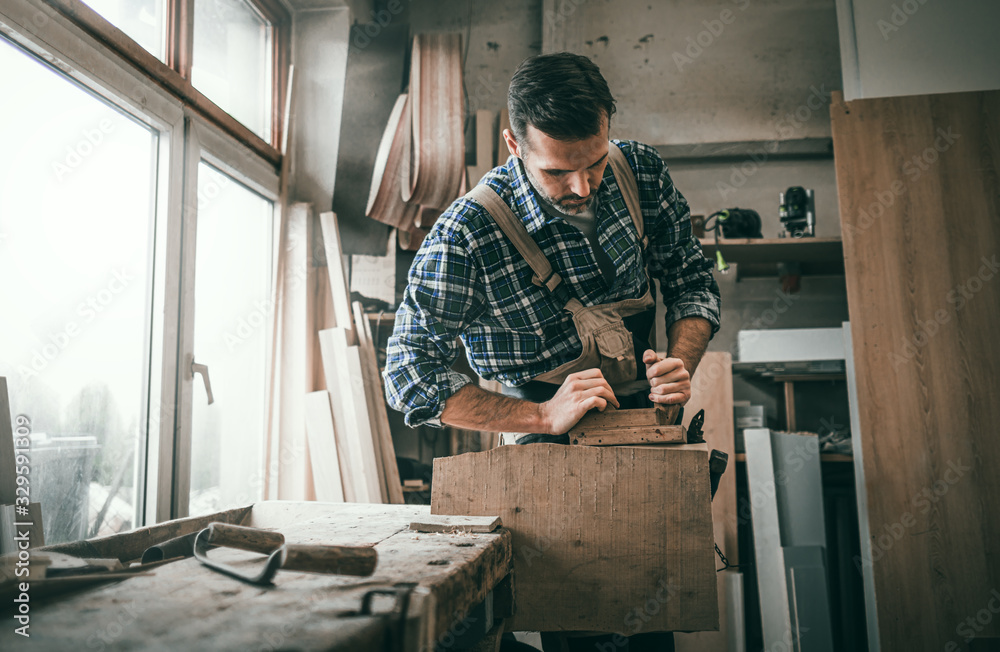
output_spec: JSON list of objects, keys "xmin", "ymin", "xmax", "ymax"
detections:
[
  {"xmin": 0, "ymin": 0, "xmax": 283, "ymax": 531},
  {"xmin": 0, "ymin": 37, "xmax": 159, "ymax": 542},
  {"xmin": 192, "ymin": 0, "xmax": 273, "ymax": 142},
  {"xmin": 83, "ymin": 0, "xmax": 167, "ymax": 60},
  {"xmin": 188, "ymin": 162, "xmax": 273, "ymax": 515},
  {"xmin": 42, "ymin": 0, "xmax": 289, "ymax": 153}
]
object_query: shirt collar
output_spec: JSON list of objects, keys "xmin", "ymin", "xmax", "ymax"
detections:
[{"xmin": 506, "ymin": 150, "xmax": 619, "ymax": 235}]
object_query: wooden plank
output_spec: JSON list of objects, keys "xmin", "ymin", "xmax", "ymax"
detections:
[
  {"xmin": 431, "ymin": 444, "xmax": 718, "ymax": 633},
  {"xmin": 2, "ymin": 503, "xmax": 512, "ymax": 652},
  {"xmin": 303, "ymin": 391, "xmax": 346, "ymax": 503},
  {"xmin": 467, "ymin": 109, "xmax": 496, "ymax": 186},
  {"xmin": 319, "ymin": 328, "xmax": 383, "ymax": 503},
  {"xmin": 830, "ymin": 89, "xmax": 1000, "ymax": 651},
  {"xmin": 402, "ymin": 34, "xmax": 465, "ymax": 210},
  {"xmin": 317, "ymin": 329, "xmax": 358, "ymax": 502},
  {"xmin": 347, "ymin": 305, "xmax": 387, "ymax": 503},
  {"xmin": 352, "ymin": 302, "xmax": 404, "ymax": 504},
  {"xmin": 783, "ymin": 380, "xmax": 797, "ymax": 430},
  {"xmin": 568, "ymin": 425, "xmax": 686, "ymax": 446},
  {"xmin": 365, "ymin": 93, "xmax": 419, "ymax": 229},
  {"xmin": 318, "ymin": 212, "xmax": 354, "ymax": 342},
  {"xmin": 409, "ymin": 515, "xmax": 501, "ymax": 534},
  {"xmin": 0, "ymin": 377, "xmax": 15, "ymax": 505}
]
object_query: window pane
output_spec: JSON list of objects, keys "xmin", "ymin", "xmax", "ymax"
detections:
[
  {"xmin": 192, "ymin": 0, "xmax": 273, "ymax": 142},
  {"xmin": 189, "ymin": 162, "xmax": 271, "ymax": 516},
  {"xmin": 83, "ymin": 0, "xmax": 166, "ymax": 61},
  {"xmin": 0, "ymin": 39, "xmax": 157, "ymax": 543}
]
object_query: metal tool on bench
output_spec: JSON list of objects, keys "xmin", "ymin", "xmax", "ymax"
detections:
[{"xmin": 193, "ymin": 522, "xmax": 378, "ymax": 586}]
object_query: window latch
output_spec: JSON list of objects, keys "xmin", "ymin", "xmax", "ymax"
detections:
[{"xmin": 191, "ymin": 357, "xmax": 215, "ymax": 405}]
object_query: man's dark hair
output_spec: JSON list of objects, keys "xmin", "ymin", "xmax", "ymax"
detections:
[{"xmin": 507, "ymin": 52, "xmax": 616, "ymax": 147}]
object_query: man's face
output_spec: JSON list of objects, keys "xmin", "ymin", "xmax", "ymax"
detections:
[{"xmin": 504, "ymin": 115, "xmax": 610, "ymax": 216}]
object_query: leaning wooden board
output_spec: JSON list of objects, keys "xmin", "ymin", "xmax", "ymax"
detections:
[
  {"xmin": 1, "ymin": 503, "xmax": 512, "ymax": 651},
  {"xmin": 831, "ymin": 90, "xmax": 1000, "ymax": 651},
  {"xmin": 432, "ymin": 444, "xmax": 718, "ymax": 633}
]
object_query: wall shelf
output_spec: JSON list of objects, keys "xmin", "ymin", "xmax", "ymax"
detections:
[{"xmin": 698, "ymin": 237, "xmax": 844, "ymax": 277}]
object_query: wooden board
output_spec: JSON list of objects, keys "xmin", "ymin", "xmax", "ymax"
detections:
[
  {"xmin": 352, "ymin": 301, "xmax": 404, "ymax": 504},
  {"xmin": 568, "ymin": 426, "xmax": 686, "ymax": 446},
  {"xmin": 316, "ymin": 329, "xmax": 356, "ymax": 502},
  {"xmin": 830, "ymin": 89, "xmax": 1000, "ymax": 651},
  {"xmin": 675, "ymin": 352, "xmax": 737, "ymax": 652},
  {"xmin": 409, "ymin": 515, "xmax": 501, "ymax": 534},
  {"xmin": 4, "ymin": 503, "xmax": 512, "ymax": 652},
  {"xmin": 467, "ymin": 109, "xmax": 495, "ymax": 186},
  {"xmin": 303, "ymin": 391, "xmax": 346, "ymax": 502},
  {"xmin": 365, "ymin": 93, "xmax": 419, "ymax": 229},
  {"xmin": 318, "ymin": 212, "xmax": 354, "ymax": 343},
  {"xmin": 320, "ymin": 326, "xmax": 385, "ymax": 503},
  {"xmin": 431, "ymin": 444, "xmax": 718, "ymax": 633},
  {"xmin": 402, "ymin": 34, "xmax": 465, "ymax": 209}
]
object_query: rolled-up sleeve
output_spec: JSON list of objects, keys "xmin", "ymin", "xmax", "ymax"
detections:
[
  {"xmin": 643, "ymin": 151, "xmax": 721, "ymax": 337},
  {"xmin": 383, "ymin": 229, "xmax": 485, "ymax": 428}
]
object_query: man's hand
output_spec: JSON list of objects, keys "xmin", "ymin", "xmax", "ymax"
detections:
[
  {"xmin": 539, "ymin": 369, "xmax": 620, "ymax": 435},
  {"xmin": 643, "ymin": 350, "xmax": 691, "ymax": 406}
]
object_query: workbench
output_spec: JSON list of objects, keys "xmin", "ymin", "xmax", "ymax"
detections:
[{"xmin": 1, "ymin": 502, "xmax": 512, "ymax": 651}]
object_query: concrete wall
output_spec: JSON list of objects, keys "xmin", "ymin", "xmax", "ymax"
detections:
[
  {"xmin": 543, "ymin": 0, "xmax": 842, "ymax": 146},
  {"xmin": 836, "ymin": 0, "xmax": 1000, "ymax": 100}
]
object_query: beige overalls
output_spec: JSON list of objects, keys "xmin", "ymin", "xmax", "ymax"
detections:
[{"xmin": 466, "ymin": 144, "xmax": 656, "ymax": 440}]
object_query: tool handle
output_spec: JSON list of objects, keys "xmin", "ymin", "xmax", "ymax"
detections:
[
  {"xmin": 281, "ymin": 544, "xmax": 378, "ymax": 576},
  {"xmin": 204, "ymin": 522, "xmax": 285, "ymax": 554},
  {"xmin": 655, "ymin": 403, "xmax": 681, "ymax": 426}
]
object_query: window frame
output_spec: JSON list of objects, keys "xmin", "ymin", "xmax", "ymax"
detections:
[
  {"xmin": 42, "ymin": 0, "xmax": 290, "ymax": 167},
  {"xmin": 0, "ymin": 0, "xmax": 283, "ymax": 527}
]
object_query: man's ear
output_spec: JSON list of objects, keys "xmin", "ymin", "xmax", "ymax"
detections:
[{"xmin": 501, "ymin": 128, "xmax": 522, "ymax": 159}]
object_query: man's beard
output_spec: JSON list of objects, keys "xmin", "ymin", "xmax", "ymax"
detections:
[{"xmin": 523, "ymin": 164, "xmax": 596, "ymax": 216}]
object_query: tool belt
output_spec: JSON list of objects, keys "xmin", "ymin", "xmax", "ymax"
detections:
[{"xmin": 465, "ymin": 142, "xmax": 655, "ymax": 395}]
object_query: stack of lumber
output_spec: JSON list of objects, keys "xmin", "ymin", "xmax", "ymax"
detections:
[
  {"xmin": 366, "ymin": 34, "xmax": 474, "ymax": 251},
  {"xmin": 304, "ymin": 213, "xmax": 404, "ymax": 504}
]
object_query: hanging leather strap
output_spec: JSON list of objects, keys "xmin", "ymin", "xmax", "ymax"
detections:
[{"xmin": 465, "ymin": 142, "xmax": 645, "ymax": 298}]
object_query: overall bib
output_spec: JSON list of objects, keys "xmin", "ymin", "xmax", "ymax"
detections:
[{"xmin": 466, "ymin": 144, "xmax": 657, "ymax": 443}]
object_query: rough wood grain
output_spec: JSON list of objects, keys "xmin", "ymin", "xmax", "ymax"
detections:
[
  {"xmin": 409, "ymin": 515, "xmax": 501, "ymax": 534},
  {"xmin": 568, "ymin": 425, "xmax": 686, "ymax": 446},
  {"xmin": 831, "ymin": 89, "xmax": 1000, "ymax": 652},
  {"xmin": 402, "ymin": 34, "xmax": 465, "ymax": 209},
  {"xmin": 431, "ymin": 444, "xmax": 718, "ymax": 633},
  {"xmin": 675, "ymin": 352, "xmax": 738, "ymax": 652},
  {"xmin": 1, "ymin": 503, "xmax": 512, "ymax": 651}
]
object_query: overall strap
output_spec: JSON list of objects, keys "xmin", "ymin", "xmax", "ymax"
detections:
[
  {"xmin": 466, "ymin": 184, "xmax": 566, "ymax": 295},
  {"xmin": 606, "ymin": 143, "xmax": 648, "ymax": 250}
]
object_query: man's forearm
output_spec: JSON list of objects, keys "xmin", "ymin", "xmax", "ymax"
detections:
[
  {"xmin": 667, "ymin": 316, "xmax": 712, "ymax": 376},
  {"xmin": 440, "ymin": 383, "xmax": 550, "ymax": 434}
]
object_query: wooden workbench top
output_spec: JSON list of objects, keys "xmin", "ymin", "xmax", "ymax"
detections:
[{"xmin": 2, "ymin": 502, "xmax": 512, "ymax": 651}]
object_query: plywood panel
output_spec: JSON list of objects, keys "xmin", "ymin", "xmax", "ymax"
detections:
[
  {"xmin": 431, "ymin": 444, "xmax": 718, "ymax": 633},
  {"xmin": 831, "ymin": 89, "xmax": 1000, "ymax": 651},
  {"xmin": 674, "ymin": 351, "xmax": 736, "ymax": 652}
]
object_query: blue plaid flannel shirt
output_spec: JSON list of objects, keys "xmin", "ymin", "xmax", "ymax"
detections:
[{"xmin": 384, "ymin": 139, "xmax": 721, "ymax": 427}]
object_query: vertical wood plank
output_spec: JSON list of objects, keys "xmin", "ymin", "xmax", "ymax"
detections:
[
  {"xmin": 303, "ymin": 391, "xmax": 345, "ymax": 502},
  {"xmin": 831, "ymin": 89, "xmax": 1000, "ymax": 651}
]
